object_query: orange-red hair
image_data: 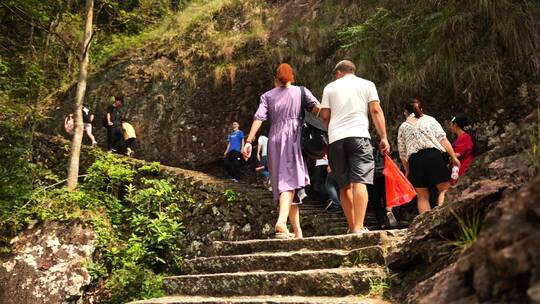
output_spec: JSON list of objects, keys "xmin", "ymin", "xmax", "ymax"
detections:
[{"xmin": 275, "ymin": 63, "xmax": 294, "ymax": 86}]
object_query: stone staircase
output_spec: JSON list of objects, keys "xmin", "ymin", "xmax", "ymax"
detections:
[
  {"xmin": 130, "ymin": 230, "xmax": 405, "ymax": 304},
  {"xmin": 127, "ymin": 164, "xmax": 402, "ymax": 303},
  {"xmin": 161, "ymin": 163, "xmax": 380, "ymax": 238}
]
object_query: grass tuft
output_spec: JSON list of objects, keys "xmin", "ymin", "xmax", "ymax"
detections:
[
  {"xmin": 446, "ymin": 208, "xmax": 482, "ymax": 255},
  {"xmin": 367, "ymin": 276, "xmax": 390, "ymax": 298}
]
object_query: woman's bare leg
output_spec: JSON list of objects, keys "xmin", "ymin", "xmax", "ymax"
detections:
[
  {"xmin": 416, "ymin": 188, "xmax": 431, "ymax": 214},
  {"xmin": 275, "ymin": 191, "xmax": 293, "ymax": 233},
  {"xmin": 289, "ymin": 204, "xmax": 302, "ymax": 238},
  {"xmin": 85, "ymin": 126, "xmax": 97, "ymax": 145},
  {"xmin": 436, "ymin": 182, "xmax": 451, "ymax": 206}
]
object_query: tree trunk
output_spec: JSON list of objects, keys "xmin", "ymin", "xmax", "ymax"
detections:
[{"xmin": 66, "ymin": 0, "xmax": 93, "ymax": 190}]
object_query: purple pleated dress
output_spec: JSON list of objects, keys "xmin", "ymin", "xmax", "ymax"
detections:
[{"xmin": 254, "ymin": 85, "xmax": 319, "ymax": 204}]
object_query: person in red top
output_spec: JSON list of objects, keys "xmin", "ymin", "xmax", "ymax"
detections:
[{"xmin": 450, "ymin": 114, "xmax": 475, "ymax": 176}]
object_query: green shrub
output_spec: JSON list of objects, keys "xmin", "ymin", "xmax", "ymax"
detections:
[
  {"xmin": 84, "ymin": 152, "xmax": 135, "ymax": 195},
  {"xmin": 106, "ymin": 262, "xmax": 165, "ymax": 303},
  {"xmin": 138, "ymin": 162, "xmax": 162, "ymax": 175},
  {"xmin": 0, "ymin": 149, "xmax": 188, "ymax": 303}
]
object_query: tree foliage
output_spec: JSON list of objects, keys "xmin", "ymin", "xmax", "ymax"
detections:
[{"xmin": 0, "ymin": 0, "xmax": 185, "ymax": 106}]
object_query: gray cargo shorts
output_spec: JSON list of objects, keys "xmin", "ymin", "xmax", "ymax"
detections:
[{"xmin": 328, "ymin": 137, "xmax": 374, "ymax": 187}]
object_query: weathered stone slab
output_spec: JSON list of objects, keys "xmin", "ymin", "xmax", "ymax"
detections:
[
  {"xmin": 183, "ymin": 246, "xmax": 385, "ymax": 274},
  {"xmin": 163, "ymin": 267, "xmax": 386, "ymax": 297}
]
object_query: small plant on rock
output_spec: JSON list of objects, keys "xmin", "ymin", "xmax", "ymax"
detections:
[
  {"xmin": 447, "ymin": 208, "xmax": 482, "ymax": 255},
  {"xmin": 367, "ymin": 276, "xmax": 390, "ymax": 297},
  {"xmin": 223, "ymin": 188, "xmax": 237, "ymax": 205},
  {"xmin": 341, "ymin": 252, "xmax": 369, "ymax": 267}
]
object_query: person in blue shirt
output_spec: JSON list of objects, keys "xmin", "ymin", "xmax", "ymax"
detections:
[{"xmin": 223, "ymin": 121, "xmax": 245, "ymax": 180}]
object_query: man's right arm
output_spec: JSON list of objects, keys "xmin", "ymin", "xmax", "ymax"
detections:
[
  {"xmin": 369, "ymin": 101, "xmax": 389, "ymax": 153},
  {"xmin": 320, "ymin": 87, "xmax": 331, "ymax": 129}
]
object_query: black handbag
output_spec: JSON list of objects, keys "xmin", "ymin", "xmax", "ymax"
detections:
[{"xmin": 299, "ymin": 86, "xmax": 329, "ymax": 159}]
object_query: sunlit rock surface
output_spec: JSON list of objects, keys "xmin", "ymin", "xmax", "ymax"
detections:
[{"xmin": 0, "ymin": 221, "xmax": 94, "ymax": 304}]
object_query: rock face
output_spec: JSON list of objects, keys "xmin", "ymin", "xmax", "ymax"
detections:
[
  {"xmin": 387, "ymin": 109, "xmax": 540, "ymax": 303},
  {"xmin": 0, "ymin": 221, "xmax": 95, "ymax": 304},
  {"xmin": 408, "ymin": 174, "xmax": 540, "ymax": 303}
]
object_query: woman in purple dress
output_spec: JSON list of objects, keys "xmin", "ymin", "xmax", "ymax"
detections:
[{"xmin": 243, "ymin": 63, "xmax": 322, "ymax": 239}]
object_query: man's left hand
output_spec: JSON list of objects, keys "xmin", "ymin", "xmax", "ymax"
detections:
[{"xmin": 380, "ymin": 138, "xmax": 390, "ymax": 154}]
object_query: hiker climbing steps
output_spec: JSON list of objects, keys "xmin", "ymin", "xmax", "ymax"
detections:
[{"xmin": 131, "ymin": 230, "xmax": 404, "ymax": 303}]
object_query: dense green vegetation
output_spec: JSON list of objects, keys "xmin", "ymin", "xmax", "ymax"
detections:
[
  {"xmin": 0, "ymin": 0, "xmax": 189, "ymax": 107},
  {"xmin": 0, "ymin": 149, "xmax": 189, "ymax": 303},
  {"xmin": 0, "ymin": 0, "xmax": 194, "ymax": 248}
]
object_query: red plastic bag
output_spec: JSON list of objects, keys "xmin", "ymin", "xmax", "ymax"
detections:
[{"xmin": 383, "ymin": 153, "xmax": 416, "ymax": 208}]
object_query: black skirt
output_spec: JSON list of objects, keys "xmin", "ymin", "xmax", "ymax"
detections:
[{"xmin": 408, "ymin": 148, "xmax": 451, "ymax": 188}]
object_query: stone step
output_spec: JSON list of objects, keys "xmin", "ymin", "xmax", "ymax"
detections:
[
  {"xmin": 313, "ymin": 219, "xmax": 349, "ymax": 226},
  {"xmin": 318, "ymin": 227, "xmax": 348, "ymax": 236},
  {"xmin": 129, "ymin": 295, "xmax": 389, "ymax": 304},
  {"xmin": 301, "ymin": 209, "xmax": 344, "ymax": 216},
  {"xmin": 163, "ymin": 267, "xmax": 386, "ymax": 297},
  {"xmin": 206, "ymin": 231, "xmax": 397, "ymax": 257},
  {"xmin": 183, "ymin": 246, "xmax": 385, "ymax": 274}
]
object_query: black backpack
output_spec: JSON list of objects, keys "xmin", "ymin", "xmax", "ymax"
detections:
[{"xmin": 300, "ymin": 86, "xmax": 329, "ymax": 159}]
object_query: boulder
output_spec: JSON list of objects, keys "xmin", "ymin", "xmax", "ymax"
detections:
[{"xmin": 0, "ymin": 221, "xmax": 95, "ymax": 304}]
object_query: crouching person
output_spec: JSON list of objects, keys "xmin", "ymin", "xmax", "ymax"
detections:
[{"xmin": 122, "ymin": 121, "xmax": 136, "ymax": 157}]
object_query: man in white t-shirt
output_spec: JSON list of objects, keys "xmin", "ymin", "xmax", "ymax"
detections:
[{"xmin": 320, "ymin": 60, "xmax": 390, "ymax": 234}]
